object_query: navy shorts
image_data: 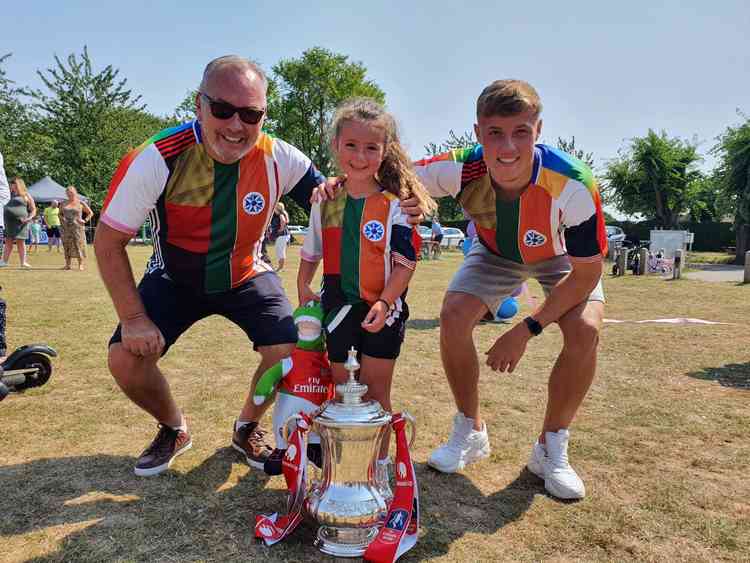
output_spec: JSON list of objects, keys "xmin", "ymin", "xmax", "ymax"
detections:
[
  {"xmin": 324, "ymin": 301, "xmax": 409, "ymax": 363},
  {"xmin": 109, "ymin": 270, "xmax": 297, "ymax": 354},
  {"xmin": 47, "ymin": 226, "xmax": 61, "ymax": 238}
]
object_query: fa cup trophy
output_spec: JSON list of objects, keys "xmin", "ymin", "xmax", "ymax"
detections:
[{"xmin": 258, "ymin": 347, "xmax": 417, "ymax": 560}]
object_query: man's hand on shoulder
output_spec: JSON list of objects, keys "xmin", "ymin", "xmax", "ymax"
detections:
[
  {"xmin": 310, "ymin": 176, "xmax": 347, "ymax": 204},
  {"xmin": 121, "ymin": 313, "xmax": 165, "ymax": 357},
  {"xmin": 400, "ymin": 196, "xmax": 424, "ymax": 226}
]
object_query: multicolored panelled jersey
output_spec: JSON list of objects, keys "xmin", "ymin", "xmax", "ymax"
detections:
[
  {"xmin": 100, "ymin": 120, "xmax": 324, "ymax": 293},
  {"xmin": 415, "ymin": 144, "xmax": 607, "ymax": 264},
  {"xmin": 301, "ymin": 189, "xmax": 416, "ymax": 312}
]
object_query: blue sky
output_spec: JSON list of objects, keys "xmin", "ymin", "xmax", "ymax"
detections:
[{"xmin": 3, "ymin": 0, "xmax": 748, "ymax": 210}]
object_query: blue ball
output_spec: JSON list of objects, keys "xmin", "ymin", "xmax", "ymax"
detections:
[{"xmin": 496, "ymin": 297, "xmax": 519, "ymax": 320}]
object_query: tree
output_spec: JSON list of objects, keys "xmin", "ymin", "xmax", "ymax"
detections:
[
  {"xmin": 25, "ymin": 47, "xmax": 167, "ymax": 209},
  {"xmin": 423, "ymin": 130, "xmax": 476, "ymax": 222},
  {"xmin": 0, "ymin": 53, "xmax": 52, "ymax": 181},
  {"xmin": 604, "ymin": 130, "xmax": 703, "ymax": 228},
  {"xmin": 713, "ymin": 112, "xmax": 750, "ymax": 260},
  {"xmin": 172, "ymin": 89, "xmax": 197, "ymax": 124},
  {"xmin": 556, "ymin": 136, "xmax": 595, "ymax": 169},
  {"xmin": 269, "ymin": 47, "xmax": 384, "ymax": 177}
]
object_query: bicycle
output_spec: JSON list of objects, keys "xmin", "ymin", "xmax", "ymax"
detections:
[{"xmin": 646, "ymin": 249, "xmax": 674, "ymax": 275}]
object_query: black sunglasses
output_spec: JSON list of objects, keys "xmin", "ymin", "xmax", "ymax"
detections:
[{"xmin": 200, "ymin": 92, "xmax": 265, "ymax": 125}]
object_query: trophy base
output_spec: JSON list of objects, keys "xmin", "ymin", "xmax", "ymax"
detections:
[{"xmin": 314, "ymin": 525, "xmax": 380, "ymax": 557}]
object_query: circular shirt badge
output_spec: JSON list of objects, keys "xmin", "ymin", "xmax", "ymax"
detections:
[
  {"xmin": 523, "ymin": 229, "xmax": 547, "ymax": 247},
  {"xmin": 242, "ymin": 192, "xmax": 266, "ymax": 215},
  {"xmin": 363, "ymin": 220, "xmax": 385, "ymax": 242}
]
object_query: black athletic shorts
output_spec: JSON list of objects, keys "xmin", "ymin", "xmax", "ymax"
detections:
[
  {"xmin": 47, "ymin": 226, "xmax": 60, "ymax": 238},
  {"xmin": 109, "ymin": 270, "xmax": 297, "ymax": 355},
  {"xmin": 324, "ymin": 301, "xmax": 409, "ymax": 363}
]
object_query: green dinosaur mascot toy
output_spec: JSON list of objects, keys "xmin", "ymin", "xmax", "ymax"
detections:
[{"xmin": 253, "ymin": 301, "xmax": 332, "ymax": 475}]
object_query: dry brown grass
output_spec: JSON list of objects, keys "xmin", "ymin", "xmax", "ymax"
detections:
[{"xmin": 1, "ymin": 244, "xmax": 748, "ymax": 562}]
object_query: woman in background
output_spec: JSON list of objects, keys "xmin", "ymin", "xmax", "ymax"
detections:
[
  {"xmin": 1, "ymin": 178, "xmax": 36, "ymax": 268},
  {"xmin": 60, "ymin": 185, "xmax": 93, "ymax": 271},
  {"xmin": 44, "ymin": 200, "xmax": 62, "ymax": 253},
  {"xmin": 271, "ymin": 201, "xmax": 290, "ymax": 272}
]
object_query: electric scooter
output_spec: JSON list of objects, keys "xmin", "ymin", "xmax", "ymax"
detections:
[{"xmin": 0, "ymin": 344, "xmax": 57, "ymax": 401}]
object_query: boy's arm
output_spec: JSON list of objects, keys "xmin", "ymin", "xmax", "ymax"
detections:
[{"xmin": 298, "ymin": 258, "xmax": 321, "ymax": 305}]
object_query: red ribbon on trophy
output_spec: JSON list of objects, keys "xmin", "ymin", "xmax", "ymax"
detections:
[
  {"xmin": 254, "ymin": 412, "xmax": 311, "ymax": 546},
  {"xmin": 364, "ymin": 413, "xmax": 420, "ymax": 563}
]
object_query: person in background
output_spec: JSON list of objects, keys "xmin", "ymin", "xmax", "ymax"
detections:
[
  {"xmin": 271, "ymin": 201, "xmax": 290, "ymax": 272},
  {"xmin": 28, "ymin": 217, "xmax": 42, "ymax": 253},
  {"xmin": 0, "ymin": 152, "xmax": 9, "ymax": 257},
  {"xmin": 44, "ymin": 200, "xmax": 62, "ymax": 253},
  {"xmin": 1, "ymin": 177, "xmax": 36, "ymax": 268},
  {"xmin": 60, "ymin": 185, "xmax": 93, "ymax": 271},
  {"xmin": 431, "ymin": 216, "xmax": 444, "ymax": 258}
]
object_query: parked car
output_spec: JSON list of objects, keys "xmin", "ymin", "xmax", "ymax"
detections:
[
  {"xmin": 287, "ymin": 225, "xmax": 307, "ymax": 245},
  {"xmin": 418, "ymin": 225, "xmax": 465, "ymax": 248},
  {"xmin": 605, "ymin": 225, "xmax": 626, "ymax": 245}
]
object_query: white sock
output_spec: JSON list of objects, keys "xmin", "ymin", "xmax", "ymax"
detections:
[
  {"xmin": 168, "ymin": 415, "xmax": 187, "ymax": 432},
  {"xmin": 235, "ymin": 420, "xmax": 253, "ymax": 432}
]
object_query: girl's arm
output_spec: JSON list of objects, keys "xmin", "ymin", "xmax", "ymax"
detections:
[{"xmin": 297, "ymin": 258, "xmax": 321, "ymax": 306}]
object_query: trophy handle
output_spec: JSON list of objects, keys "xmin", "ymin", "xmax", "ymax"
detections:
[
  {"xmin": 281, "ymin": 413, "xmax": 305, "ymax": 445},
  {"xmin": 401, "ymin": 411, "xmax": 417, "ymax": 449}
]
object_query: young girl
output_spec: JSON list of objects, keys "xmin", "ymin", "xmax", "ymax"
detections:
[{"xmin": 297, "ymin": 98, "xmax": 436, "ymax": 500}]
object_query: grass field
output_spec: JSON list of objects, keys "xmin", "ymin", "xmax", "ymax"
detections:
[{"xmin": 1, "ymin": 244, "xmax": 748, "ymax": 562}]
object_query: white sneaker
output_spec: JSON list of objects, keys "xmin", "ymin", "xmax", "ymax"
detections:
[
  {"xmin": 427, "ymin": 412, "xmax": 490, "ymax": 473},
  {"xmin": 527, "ymin": 429, "xmax": 585, "ymax": 500},
  {"xmin": 0, "ymin": 260, "xmax": 6, "ymax": 267}
]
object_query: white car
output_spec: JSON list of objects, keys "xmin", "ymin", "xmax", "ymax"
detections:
[
  {"xmin": 287, "ymin": 225, "xmax": 307, "ymax": 244},
  {"xmin": 606, "ymin": 225, "xmax": 626, "ymax": 245},
  {"xmin": 418, "ymin": 225, "xmax": 465, "ymax": 248}
]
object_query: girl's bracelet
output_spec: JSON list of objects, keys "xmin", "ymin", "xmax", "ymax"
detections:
[{"xmin": 376, "ymin": 298, "xmax": 391, "ymax": 310}]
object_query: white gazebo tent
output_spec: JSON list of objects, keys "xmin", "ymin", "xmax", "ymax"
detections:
[{"xmin": 27, "ymin": 176, "xmax": 89, "ymax": 204}]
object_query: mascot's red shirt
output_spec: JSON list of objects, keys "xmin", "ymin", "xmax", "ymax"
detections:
[{"xmin": 279, "ymin": 349, "xmax": 333, "ymax": 405}]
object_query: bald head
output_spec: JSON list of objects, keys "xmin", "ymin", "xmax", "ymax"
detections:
[{"xmin": 199, "ymin": 55, "xmax": 268, "ymax": 94}]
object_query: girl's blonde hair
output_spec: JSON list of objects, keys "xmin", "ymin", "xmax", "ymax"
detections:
[
  {"xmin": 331, "ymin": 98, "xmax": 437, "ymax": 216},
  {"xmin": 11, "ymin": 177, "xmax": 28, "ymax": 199}
]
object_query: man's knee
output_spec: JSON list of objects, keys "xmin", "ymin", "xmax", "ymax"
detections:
[
  {"xmin": 559, "ymin": 305, "xmax": 603, "ymax": 356},
  {"xmin": 440, "ymin": 292, "xmax": 486, "ymax": 335},
  {"xmin": 257, "ymin": 342, "xmax": 295, "ymax": 366},
  {"xmin": 108, "ymin": 343, "xmax": 158, "ymax": 384}
]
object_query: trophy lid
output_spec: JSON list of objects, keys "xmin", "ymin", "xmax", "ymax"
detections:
[{"xmin": 314, "ymin": 347, "xmax": 391, "ymax": 428}]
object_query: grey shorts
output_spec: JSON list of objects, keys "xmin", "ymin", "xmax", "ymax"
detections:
[{"xmin": 449, "ymin": 240, "xmax": 605, "ymax": 314}]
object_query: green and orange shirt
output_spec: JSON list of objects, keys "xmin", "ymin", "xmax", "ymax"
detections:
[
  {"xmin": 415, "ymin": 144, "xmax": 608, "ymax": 264},
  {"xmin": 101, "ymin": 121, "xmax": 324, "ymax": 293},
  {"xmin": 301, "ymin": 189, "xmax": 416, "ymax": 313}
]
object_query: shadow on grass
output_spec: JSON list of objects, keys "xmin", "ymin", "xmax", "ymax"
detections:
[
  {"xmin": 687, "ymin": 362, "xmax": 750, "ymax": 390},
  {"xmin": 2, "ymin": 453, "xmax": 545, "ymax": 561},
  {"xmin": 407, "ymin": 318, "xmax": 440, "ymax": 331},
  {"xmin": 411, "ymin": 463, "xmax": 542, "ymax": 560},
  {"xmin": 0, "ymin": 448, "xmax": 319, "ymax": 562}
]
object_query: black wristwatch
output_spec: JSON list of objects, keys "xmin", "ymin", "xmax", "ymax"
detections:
[{"xmin": 523, "ymin": 316, "xmax": 543, "ymax": 336}]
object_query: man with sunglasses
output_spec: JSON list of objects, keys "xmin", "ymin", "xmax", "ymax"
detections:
[{"xmin": 95, "ymin": 56, "xmax": 328, "ymax": 476}]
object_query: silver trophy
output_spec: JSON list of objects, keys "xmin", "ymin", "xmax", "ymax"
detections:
[{"xmin": 286, "ymin": 346, "xmax": 415, "ymax": 557}]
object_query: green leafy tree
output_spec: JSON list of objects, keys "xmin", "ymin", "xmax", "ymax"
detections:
[
  {"xmin": 713, "ymin": 112, "xmax": 750, "ymax": 260},
  {"xmin": 0, "ymin": 53, "xmax": 52, "ymax": 180},
  {"xmin": 268, "ymin": 48, "xmax": 384, "ymax": 225},
  {"xmin": 25, "ymin": 47, "xmax": 167, "ymax": 209},
  {"xmin": 556, "ymin": 136, "xmax": 595, "ymax": 169},
  {"xmin": 604, "ymin": 130, "xmax": 703, "ymax": 228},
  {"xmin": 172, "ymin": 89, "xmax": 198, "ymax": 124},
  {"xmin": 269, "ymin": 47, "xmax": 384, "ymax": 176},
  {"xmin": 423, "ymin": 130, "xmax": 476, "ymax": 221}
]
